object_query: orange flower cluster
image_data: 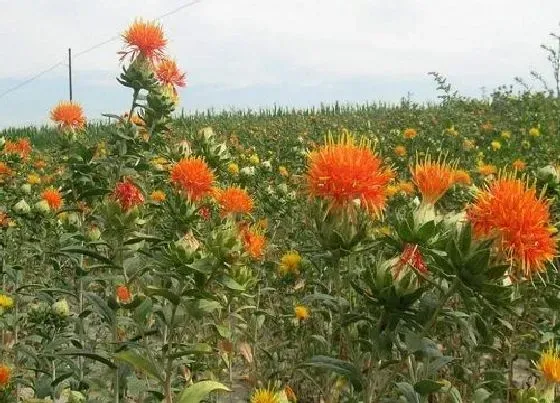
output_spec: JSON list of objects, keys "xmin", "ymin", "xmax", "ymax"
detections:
[
  {"xmin": 156, "ymin": 59, "xmax": 186, "ymax": 94},
  {"xmin": 467, "ymin": 177, "xmax": 557, "ymax": 278},
  {"xmin": 306, "ymin": 135, "xmax": 393, "ymax": 217},
  {"xmin": 4, "ymin": 138, "xmax": 32, "ymax": 159},
  {"xmin": 170, "ymin": 158, "xmax": 214, "ymax": 201},
  {"xmin": 116, "ymin": 285, "xmax": 132, "ymax": 303},
  {"xmin": 240, "ymin": 224, "xmax": 266, "ymax": 260},
  {"xmin": 113, "ymin": 180, "xmax": 144, "ymax": 211}
]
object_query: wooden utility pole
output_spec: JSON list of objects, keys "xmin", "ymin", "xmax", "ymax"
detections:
[{"xmin": 68, "ymin": 48, "xmax": 73, "ymax": 101}]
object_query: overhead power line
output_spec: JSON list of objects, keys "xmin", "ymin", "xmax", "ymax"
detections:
[{"xmin": 0, "ymin": 0, "xmax": 206, "ymax": 100}]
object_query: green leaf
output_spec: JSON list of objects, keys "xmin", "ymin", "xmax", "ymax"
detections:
[
  {"xmin": 414, "ymin": 379, "xmax": 445, "ymax": 395},
  {"xmin": 396, "ymin": 382, "xmax": 420, "ymax": 403},
  {"xmin": 178, "ymin": 380, "xmax": 230, "ymax": 403},
  {"xmin": 58, "ymin": 350, "xmax": 116, "ymax": 369},
  {"xmin": 86, "ymin": 293, "xmax": 115, "ymax": 325},
  {"xmin": 145, "ymin": 286, "xmax": 181, "ymax": 305},
  {"xmin": 303, "ymin": 355, "xmax": 363, "ymax": 391},
  {"xmin": 115, "ymin": 350, "xmax": 163, "ymax": 382},
  {"xmin": 58, "ymin": 247, "xmax": 121, "ymax": 269},
  {"xmin": 473, "ymin": 388, "xmax": 491, "ymax": 403},
  {"xmin": 219, "ymin": 275, "xmax": 245, "ymax": 291}
]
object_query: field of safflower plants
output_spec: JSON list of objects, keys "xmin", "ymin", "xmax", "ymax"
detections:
[{"xmin": 1, "ymin": 18, "xmax": 560, "ymax": 403}]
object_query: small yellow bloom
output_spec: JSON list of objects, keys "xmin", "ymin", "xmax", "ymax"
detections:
[
  {"xmin": 521, "ymin": 139, "xmax": 531, "ymax": 148},
  {"xmin": 463, "ymin": 139, "xmax": 475, "ymax": 150},
  {"xmin": 397, "ymin": 181, "xmax": 415, "ymax": 195},
  {"xmin": 394, "ymin": 145, "xmax": 407, "ymax": 157},
  {"xmin": 294, "ymin": 305, "xmax": 310, "ymax": 321},
  {"xmin": 512, "ymin": 159, "xmax": 526, "ymax": 171},
  {"xmin": 0, "ymin": 294, "xmax": 14, "ymax": 309},
  {"xmin": 249, "ymin": 154, "xmax": 260, "ymax": 165},
  {"xmin": 529, "ymin": 127, "xmax": 541, "ymax": 137},
  {"xmin": 150, "ymin": 190, "xmax": 166, "ymax": 203},
  {"xmin": 227, "ymin": 162, "xmax": 239, "ymax": 175},
  {"xmin": 278, "ymin": 166, "xmax": 289, "ymax": 177},
  {"xmin": 445, "ymin": 126, "xmax": 459, "ymax": 137},
  {"xmin": 403, "ymin": 128, "xmax": 417, "ymax": 139},
  {"xmin": 386, "ymin": 185, "xmax": 399, "ymax": 197},
  {"xmin": 491, "ymin": 141, "xmax": 501, "ymax": 151},
  {"xmin": 478, "ymin": 164, "xmax": 497, "ymax": 176},
  {"xmin": 500, "ymin": 130, "xmax": 511, "ymax": 139},
  {"xmin": 250, "ymin": 388, "xmax": 280, "ymax": 403},
  {"xmin": 152, "ymin": 157, "xmax": 167, "ymax": 166},
  {"xmin": 26, "ymin": 173, "xmax": 41, "ymax": 185},
  {"xmin": 539, "ymin": 346, "xmax": 560, "ymax": 384},
  {"xmin": 279, "ymin": 251, "xmax": 302, "ymax": 276}
]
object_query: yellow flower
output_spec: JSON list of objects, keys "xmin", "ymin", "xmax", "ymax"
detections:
[
  {"xmin": 521, "ymin": 139, "xmax": 531, "ymax": 148},
  {"xmin": 394, "ymin": 145, "xmax": 407, "ymax": 157},
  {"xmin": 403, "ymin": 128, "xmax": 417, "ymax": 139},
  {"xmin": 249, "ymin": 154, "xmax": 260, "ymax": 165},
  {"xmin": 500, "ymin": 130, "xmax": 511, "ymax": 139},
  {"xmin": 529, "ymin": 127, "xmax": 541, "ymax": 137},
  {"xmin": 463, "ymin": 139, "xmax": 475, "ymax": 150},
  {"xmin": 227, "ymin": 162, "xmax": 239, "ymax": 175},
  {"xmin": 279, "ymin": 251, "xmax": 302, "ymax": 276},
  {"xmin": 278, "ymin": 166, "xmax": 289, "ymax": 177},
  {"xmin": 445, "ymin": 126, "xmax": 459, "ymax": 137},
  {"xmin": 250, "ymin": 388, "xmax": 280, "ymax": 403},
  {"xmin": 26, "ymin": 173, "xmax": 41, "ymax": 185},
  {"xmin": 294, "ymin": 305, "xmax": 310, "ymax": 321},
  {"xmin": 491, "ymin": 141, "xmax": 501, "ymax": 151},
  {"xmin": 478, "ymin": 164, "xmax": 497, "ymax": 176},
  {"xmin": 0, "ymin": 294, "xmax": 14, "ymax": 309},
  {"xmin": 150, "ymin": 190, "xmax": 166, "ymax": 202},
  {"xmin": 539, "ymin": 346, "xmax": 560, "ymax": 383},
  {"xmin": 386, "ymin": 184, "xmax": 399, "ymax": 197}
]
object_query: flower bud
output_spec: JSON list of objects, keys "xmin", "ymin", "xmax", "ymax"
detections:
[
  {"xmin": 20, "ymin": 183, "xmax": 32, "ymax": 194},
  {"xmin": 13, "ymin": 199, "xmax": 31, "ymax": 214},
  {"xmin": 52, "ymin": 299, "xmax": 70, "ymax": 317},
  {"xmin": 34, "ymin": 200, "xmax": 51, "ymax": 214}
]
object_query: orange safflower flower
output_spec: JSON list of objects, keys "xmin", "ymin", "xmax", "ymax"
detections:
[
  {"xmin": 478, "ymin": 164, "xmax": 497, "ymax": 177},
  {"xmin": 116, "ymin": 285, "xmax": 132, "ymax": 303},
  {"xmin": 467, "ymin": 176, "xmax": 557, "ymax": 278},
  {"xmin": 156, "ymin": 59, "xmax": 186, "ymax": 94},
  {"xmin": 214, "ymin": 186, "xmax": 254, "ymax": 216},
  {"xmin": 410, "ymin": 155, "xmax": 455, "ymax": 204},
  {"xmin": 150, "ymin": 190, "xmax": 166, "ymax": 203},
  {"xmin": 512, "ymin": 159, "xmax": 526, "ymax": 171},
  {"xmin": 113, "ymin": 180, "xmax": 144, "ymax": 211},
  {"xmin": 403, "ymin": 128, "xmax": 417, "ymax": 139},
  {"xmin": 41, "ymin": 188, "xmax": 63, "ymax": 210},
  {"xmin": 0, "ymin": 162, "xmax": 11, "ymax": 178},
  {"xmin": 34, "ymin": 159, "xmax": 47, "ymax": 170},
  {"xmin": 170, "ymin": 157, "xmax": 214, "ymax": 201},
  {"xmin": 50, "ymin": 101, "xmax": 86, "ymax": 129},
  {"xmin": 539, "ymin": 346, "xmax": 560, "ymax": 384},
  {"xmin": 453, "ymin": 170, "xmax": 472, "ymax": 185},
  {"xmin": 306, "ymin": 134, "xmax": 393, "ymax": 217},
  {"xmin": 394, "ymin": 145, "xmax": 407, "ymax": 157},
  {"xmin": 240, "ymin": 225, "xmax": 266, "ymax": 260},
  {"xmin": 4, "ymin": 138, "xmax": 32, "ymax": 159},
  {"xmin": 398, "ymin": 181, "xmax": 415, "ymax": 195},
  {"xmin": 121, "ymin": 19, "xmax": 166, "ymax": 63},
  {"xmin": 0, "ymin": 364, "xmax": 11, "ymax": 388}
]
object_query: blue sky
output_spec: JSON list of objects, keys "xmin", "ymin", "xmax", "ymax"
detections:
[{"xmin": 0, "ymin": 0, "xmax": 559, "ymax": 128}]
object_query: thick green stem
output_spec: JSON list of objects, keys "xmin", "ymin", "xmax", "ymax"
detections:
[
  {"xmin": 164, "ymin": 305, "xmax": 177, "ymax": 403},
  {"xmin": 422, "ymin": 277, "xmax": 460, "ymax": 337}
]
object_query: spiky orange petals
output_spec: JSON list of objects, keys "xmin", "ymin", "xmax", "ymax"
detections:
[
  {"xmin": 539, "ymin": 346, "xmax": 560, "ymax": 384},
  {"xmin": 50, "ymin": 101, "xmax": 86, "ymax": 129},
  {"xmin": 467, "ymin": 177, "xmax": 557, "ymax": 278},
  {"xmin": 214, "ymin": 186, "xmax": 254, "ymax": 216},
  {"xmin": 512, "ymin": 159, "xmax": 527, "ymax": 171},
  {"xmin": 240, "ymin": 225, "xmax": 266, "ymax": 260},
  {"xmin": 116, "ymin": 285, "xmax": 132, "ymax": 303},
  {"xmin": 410, "ymin": 156, "xmax": 455, "ymax": 204},
  {"xmin": 156, "ymin": 59, "xmax": 186, "ymax": 94},
  {"xmin": 478, "ymin": 164, "xmax": 497, "ymax": 176},
  {"xmin": 41, "ymin": 188, "xmax": 63, "ymax": 210},
  {"xmin": 170, "ymin": 157, "xmax": 214, "ymax": 201},
  {"xmin": 306, "ymin": 135, "xmax": 393, "ymax": 217},
  {"xmin": 121, "ymin": 19, "xmax": 166, "ymax": 62},
  {"xmin": 113, "ymin": 180, "xmax": 144, "ymax": 211}
]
